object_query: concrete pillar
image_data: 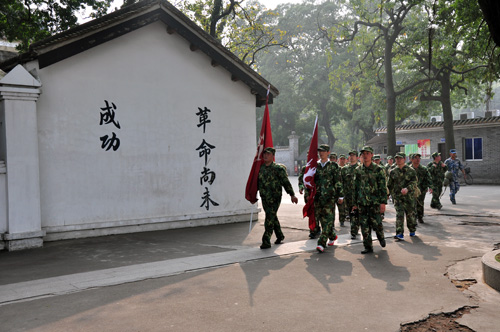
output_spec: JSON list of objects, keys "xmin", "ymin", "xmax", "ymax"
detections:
[
  {"xmin": 0, "ymin": 65, "xmax": 45, "ymax": 250},
  {"xmin": 288, "ymin": 131, "xmax": 300, "ymax": 160}
]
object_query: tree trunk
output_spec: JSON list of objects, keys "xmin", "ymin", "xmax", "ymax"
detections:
[
  {"xmin": 438, "ymin": 70, "xmax": 456, "ymax": 152},
  {"xmin": 319, "ymin": 99, "xmax": 336, "ymax": 148},
  {"xmin": 384, "ymin": 34, "xmax": 397, "ymax": 156}
]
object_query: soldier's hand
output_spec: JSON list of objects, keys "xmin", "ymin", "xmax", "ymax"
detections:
[
  {"xmin": 429, "ymin": 188, "xmax": 433, "ymax": 194},
  {"xmin": 291, "ymin": 196, "xmax": 299, "ymax": 204},
  {"xmin": 380, "ymin": 204, "xmax": 386, "ymax": 214},
  {"xmin": 401, "ymin": 188, "xmax": 408, "ymax": 195},
  {"xmin": 299, "ymin": 188, "xmax": 303, "ymax": 195}
]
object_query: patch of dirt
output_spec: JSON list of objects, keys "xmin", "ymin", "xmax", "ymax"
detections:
[
  {"xmin": 443, "ymin": 272, "xmax": 478, "ymax": 291},
  {"xmin": 400, "ymin": 307, "xmax": 476, "ymax": 332},
  {"xmin": 450, "ymin": 279, "xmax": 478, "ymax": 291}
]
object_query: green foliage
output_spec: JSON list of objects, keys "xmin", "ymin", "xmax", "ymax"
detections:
[
  {"xmin": 173, "ymin": 0, "xmax": 287, "ymax": 67},
  {"xmin": 0, "ymin": 0, "xmax": 112, "ymax": 52}
]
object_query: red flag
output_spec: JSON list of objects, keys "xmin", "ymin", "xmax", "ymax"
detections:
[
  {"xmin": 245, "ymin": 91, "xmax": 273, "ymax": 204},
  {"xmin": 303, "ymin": 117, "xmax": 318, "ymax": 231}
]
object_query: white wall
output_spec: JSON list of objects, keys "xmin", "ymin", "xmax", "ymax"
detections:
[{"xmin": 25, "ymin": 22, "xmax": 257, "ymax": 235}]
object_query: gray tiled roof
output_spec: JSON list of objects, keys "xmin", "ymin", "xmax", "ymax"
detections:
[{"xmin": 375, "ymin": 116, "xmax": 500, "ymax": 133}]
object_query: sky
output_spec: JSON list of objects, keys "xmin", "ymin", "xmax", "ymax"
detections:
[{"xmin": 110, "ymin": 0, "xmax": 303, "ymax": 12}]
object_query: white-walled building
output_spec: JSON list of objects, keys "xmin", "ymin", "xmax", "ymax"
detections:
[{"xmin": 0, "ymin": 0, "xmax": 278, "ymax": 250}]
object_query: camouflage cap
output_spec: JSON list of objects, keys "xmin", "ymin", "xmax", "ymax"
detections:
[
  {"xmin": 412, "ymin": 153, "xmax": 421, "ymax": 158},
  {"xmin": 360, "ymin": 145, "xmax": 373, "ymax": 153},
  {"xmin": 348, "ymin": 150, "xmax": 359, "ymax": 156},
  {"xmin": 373, "ymin": 154, "xmax": 381, "ymax": 160},
  {"xmin": 431, "ymin": 152, "xmax": 441, "ymax": 158},
  {"xmin": 263, "ymin": 147, "xmax": 275, "ymax": 155},
  {"xmin": 339, "ymin": 154, "xmax": 347, "ymax": 159},
  {"xmin": 450, "ymin": 149, "xmax": 457, "ymax": 154},
  {"xmin": 329, "ymin": 152, "xmax": 337, "ymax": 158},
  {"xmin": 318, "ymin": 144, "xmax": 330, "ymax": 152},
  {"xmin": 387, "ymin": 155, "xmax": 394, "ymax": 160},
  {"xmin": 395, "ymin": 152, "xmax": 406, "ymax": 158}
]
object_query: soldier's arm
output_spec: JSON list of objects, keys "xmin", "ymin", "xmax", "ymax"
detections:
[
  {"xmin": 377, "ymin": 168, "xmax": 388, "ymax": 204},
  {"xmin": 278, "ymin": 167, "xmax": 296, "ymax": 198}
]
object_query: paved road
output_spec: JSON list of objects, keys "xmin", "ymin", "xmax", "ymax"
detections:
[{"xmin": 0, "ymin": 182, "xmax": 499, "ymax": 331}]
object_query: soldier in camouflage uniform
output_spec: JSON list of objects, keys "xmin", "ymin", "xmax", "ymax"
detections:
[
  {"xmin": 427, "ymin": 152, "xmax": 447, "ymax": 210},
  {"xmin": 352, "ymin": 146, "xmax": 387, "ymax": 254},
  {"xmin": 444, "ymin": 149, "xmax": 466, "ymax": 205},
  {"xmin": 344, "ymin": 150, "xmax": 360, "ymax": 239},
  {"xmin": 387, "ymin": 152, "xmax": 418, "ymax": 240},
  {"xmin": 299, "ymin": 164, "xmax": 320, "ymax": 238},
  {"xmin": 410, "ymin": 153, "xmax": 433, "ymax": 223},
  {"xmin": 257, "ymin": 147, "xmax": 298, "ymax": 249},
  {"xmin": 315, "ymin": 144, "xmax": 344, "ymax": 253},
  {"xmin": 385, "ymin": 156, "xmax": 395, "ymax": 178},
  {"xmin": 337, "ymin": 154, "xmax": 348, "ymax": 226}
]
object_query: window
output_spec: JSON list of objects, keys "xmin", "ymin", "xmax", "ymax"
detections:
[{"xmin": 464, "ymin": 137, "xmax": 482, "ymax": 160}]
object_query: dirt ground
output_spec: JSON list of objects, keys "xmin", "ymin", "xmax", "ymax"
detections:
[{"xmin": 400, "ymin": 307, "xmax": 475, "ymax": 331}]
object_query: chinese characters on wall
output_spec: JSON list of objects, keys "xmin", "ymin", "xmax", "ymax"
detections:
[
  {"xmin": 196, "ymin": 107, "xmax": 219, "ymax": 210},
  {"xmin": 99, "ymin": 100, "xmax": 121, "ymax": 151}
]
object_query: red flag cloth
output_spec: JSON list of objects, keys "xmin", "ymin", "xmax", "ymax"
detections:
[
  {"xmin": 245, "ymin": 96, "xmax": 273, "ymax": 204},
  {"xmin": 302, "ymin": 117, "xmax": 318, "ymax": 231}
]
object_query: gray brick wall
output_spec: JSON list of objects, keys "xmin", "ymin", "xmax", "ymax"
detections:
[{"xmin": 394, "ymin": 126, "xmax": 500, "ymax": 184}]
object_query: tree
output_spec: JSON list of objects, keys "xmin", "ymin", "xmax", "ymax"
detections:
[
  {"xmin": 414, "ymin": 0, "xmax": 498, "ymax": 151},
  {"xmin": 330, "ymin": 0, "xmax": 433, "ymax": 156},
  {"xmin": 255, "ymin": 1, "xmax": 357, "ymax": 150},
  {"xmin": 174, "ymin": 0, "xmax": 288, "ymax": 67},
  {"xmin": 0, "ymin": 0, "xmax": 112, "ymax": 52}
]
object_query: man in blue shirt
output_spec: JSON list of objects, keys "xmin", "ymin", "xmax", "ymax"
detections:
[{"xmin": 444, "ymin": 149, "xmax": 466, "ymax": 205}]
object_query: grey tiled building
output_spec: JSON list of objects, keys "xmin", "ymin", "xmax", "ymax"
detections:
[{"xmin": 371, "ymin": 116, "xmax": 500, "ymax": 184}]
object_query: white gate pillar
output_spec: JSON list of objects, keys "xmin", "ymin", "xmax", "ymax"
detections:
[{"xmin": 0, "ymin": 65, "xmax": 45, "ymax": 250}]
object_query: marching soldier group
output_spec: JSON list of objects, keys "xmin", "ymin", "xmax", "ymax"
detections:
[{"xmin": 257, "ymin": 144, "xmax": 458, "ymax": 254}]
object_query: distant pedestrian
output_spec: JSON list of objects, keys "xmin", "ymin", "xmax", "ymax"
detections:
[
  {"xmin": 344, "ymin": 150, "xmax": 360, "ymax": 239},
  {"xmin": 337, "ymin": 154, "xmax": 348, "ymax": 226},
  {"xmin": 387, "ymin": 152, "xmax": 418, "ymax": 240},
  {"xmin": 444, "ymin": 149, "xmax": 466, "ymax": 204},
  {"xmin": 257, "ymin": 147, "xmax": 298, "ymax": 249},
  {"xmin": 410, "ymin": 153, "xmax": 433, "ymax": 223},
  {"xmin": 427, "ymin": 152, "xmax": 447, "ymax": 210},
  {"xmin": 353, "ymin": 146, "xmax": 387, "ymax": 254},
  {"xmin": 315, "ymin": 144, "xmax": 344, "ymax": 253}
]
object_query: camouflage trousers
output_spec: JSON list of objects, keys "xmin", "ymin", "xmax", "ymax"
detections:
[
  {"xmin": 430, "ymin": 184, "xmax": 443, "ymax": 209},
  {"xmin": 314, "ymin": 200, "xmax": 336, "ymax": 248},
  {"xmin": 394, "ymin": 199, "xmax": 416, "ymax": 235},
  {"xmin": 261, "ymin": 197, "xmax": 284, "ymax": 247},
  {"xmin": 345, "ymin": 198, "xmax": 359, "ymax": 237},
  {"xmin": 449, "ymin": 180, "xmax": 460, "ymax": 197},
  {"xmin": 335, "ymin": 199, "xmax": 346, "ymax": 225},
  {"xmin": 358, "ymin": 205, "xmax": 384, "ymax": 250},
  {"xmin": 415, "ymin": 191, "xmax": 427, "ymax": 220}
]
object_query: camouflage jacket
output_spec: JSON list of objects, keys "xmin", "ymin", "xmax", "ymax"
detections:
[
  {"xmin": 384, "ymin": 163, "xmax": 396, "ymax": 177},
  {"xmin": 387, "ymin": 165, "xmax": 418, "ymax": 201},
  {"xmin": 314, "ymin": 161, "xmax": 344, "ymax": 204},
  {"xmin": 353, "ymin": 162, "xmax": 387, "ymax": 206},
  {"xmin": 411, "ymin": 164, "xmax": 433, "ymax": 192},
  {"xmin": 258, "ymin": 162, "xmax": 295, "ymax": 202},
  {"xmin": 427, "ymin": 161, "xmax": 447, "ymax": 188},
  {"xmin": 444, "ymin": 157, "xmax": 464, "ymax": 181},
  {"xmin": 342, "ymin": 162, "xmax": 359, "ymax": 201}
]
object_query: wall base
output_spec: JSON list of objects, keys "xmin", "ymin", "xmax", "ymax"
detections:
[
  {"xmin": 43, "ymin": 211, "xmax": 260, "ymax": 242},
  {"xmin": 2, "ymin": 231, "xmax": 45, "ymax": 251}
]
